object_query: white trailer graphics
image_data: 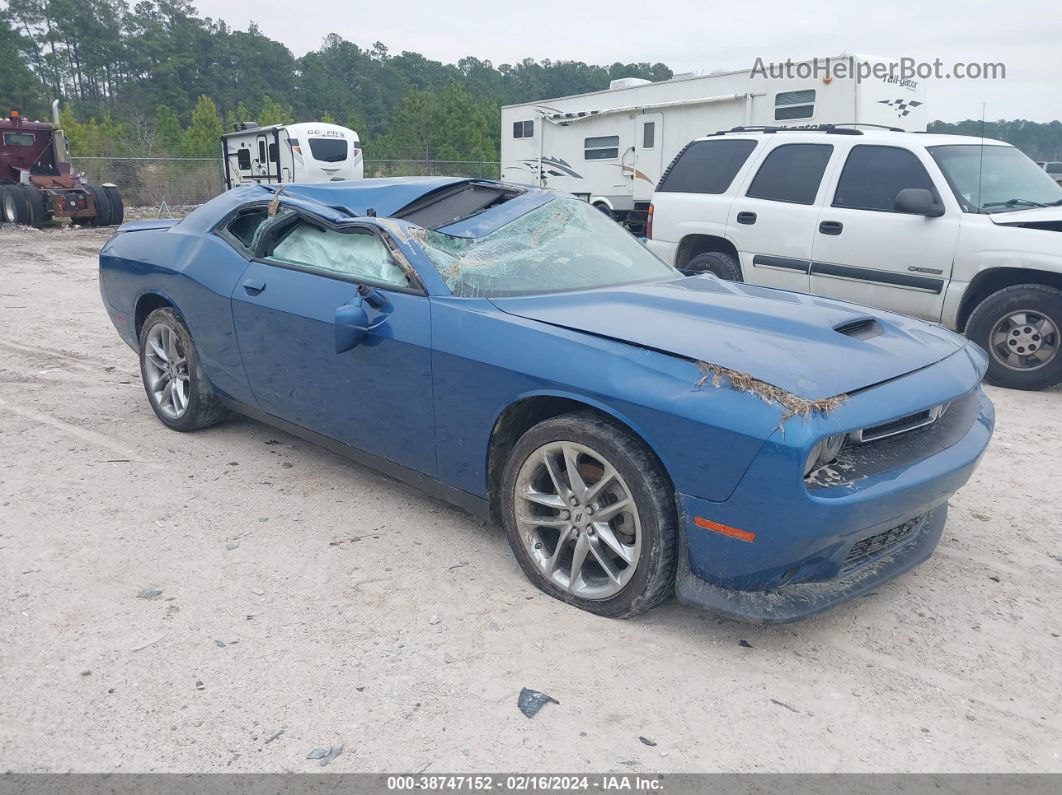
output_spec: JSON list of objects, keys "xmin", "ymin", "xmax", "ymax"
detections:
[
  {"xmin": 500, "ymin": 54, "xmax": 928, "ymax": 229},
  {"xmin": 222, "ymin": 121, "xmax": 363, "ymax": 189}
]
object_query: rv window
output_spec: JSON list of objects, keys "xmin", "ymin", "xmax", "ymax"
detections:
[
  {"xmin": 513, "ymin": 120, "xmax": 534, "ymax": 139},
  {"xmin": 258, "ymin": 141, "xmax": 267, "ymax": 163},
  {"xmin": 266, "ymin": 223, "xmax": 409, "ymax": 288},
  {"xmin": 656, "ymin": 139, "xmax": 758, "ymax": 194},
  {"xmin": 774, "ymin": 89, "xmax": 816, "ymax": 121},
  {"xmin": 746, "ymin": 143, "xmax": 833, "ymax": 205},
  {"xmin": 642, "ymin": 123, "xmax": 655, "ymax": 149},
  {"xmin": 308, "ymin": 138, "xmax": 348, "ymax": 162},
  {"xmin": 585, "ymin": 135, "xmax": 620, "ymax": 160},
  {"xmin": 1048, "ymin": 162, "xmax": 1062, "ymax": 174},
  {"xmin": 237, "ymin": 148, "xmax": 252, "ymax": 170},
  {"xmin": 268, "ymin": 143, "xmax": 279, "ymax": 162},
  {"xmin": 3, "ymin": 132, "xmax": 36, "ymax": 146},
  {"xmin": 834, "ymin": 145, "xmax": 936, "ymax": 212}
]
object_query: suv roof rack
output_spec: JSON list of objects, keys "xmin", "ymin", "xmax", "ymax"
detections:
[{"xmin": 707, "ymin": 123, "xmax": 905, "ymax": 137}]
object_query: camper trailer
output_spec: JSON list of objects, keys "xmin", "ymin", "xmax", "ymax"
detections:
[
  {"xmin": 222, "ymin": 121, "xmax": 363, "ymax": 189},
  {"xmin": 500, "ymin": 54, "xmax": 928, "ymax": 231}
]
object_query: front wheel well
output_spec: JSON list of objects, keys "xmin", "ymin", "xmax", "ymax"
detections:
[
  {"xmin": 675, "ymin": 234, "xmax": 739, "ymax": 270},
  {"xmin": 957, "ymin": 268, "xmax": 1062, "ymax": 331},
  {"xmin": 134, "ymin": 294, "xmax": 175, "ymax": 340},
  {"xmin": 485, "ymin": 396, "xmax": 670, "ymax": 524}
]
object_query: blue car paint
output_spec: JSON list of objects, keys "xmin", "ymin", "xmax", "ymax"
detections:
[{"xmin": 98, "ymin": 177, "xmax": 995, "ymax": 622}]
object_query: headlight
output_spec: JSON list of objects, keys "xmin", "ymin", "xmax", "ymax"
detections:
[{"xmin": 804, "ymin": 433, "xmax": 846, "ymax": 477}]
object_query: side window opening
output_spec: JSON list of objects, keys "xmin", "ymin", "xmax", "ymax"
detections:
[
  {"xmin": 584, "ymin": 135, "xmax": 620, "ymax": 160},
  {"xmin": 656, "ymin": 139, "xmax": 758, "ymax": 194},
  {"xmin": 220, "ymin": 205, "xmax": 270, "ymax": 255},
  {"xmin": 642, "ymin": 122, "xmax": 655, "ymax": 149},
  {"xmin": 513, "ymin": 120, "xmax": 534, "ymax": 139},
  {"xmin": 236, "ymin": 148, "xmax": 251, "ymax": 170},
  {"xmin": 264, "ymin": 220, "xmax": 410, "ymax": 288},
  {"xmin": 257, "ymin": 140, "xmax": 266, "ymax": 163},
  {"xmin": 775, "ymin": 89, "xmax": 816, "ymax": 121},
  {"xmin": 746, "ymin": 143, "xmax": 834, "ymax": 205},
  {"xmin": 833, "ymin": 145, "xmax": 937, "ymax": 212},
  {"xmin": 268, "ymin": 142, "xmax": 279, "ymax": 163}
]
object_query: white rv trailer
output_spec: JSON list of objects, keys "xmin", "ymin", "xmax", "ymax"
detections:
[
  {"xmin": 221, "ymin": 121, "xmax": 363, "ymax": 189},
  {"xmin": 500, "ymin": 54, "xmax": 928, "ymax": 229}
]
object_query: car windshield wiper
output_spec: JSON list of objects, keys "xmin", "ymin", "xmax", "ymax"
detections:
[{"xmin": 983, "ymin": 198, "xmax": 1049, "ymax": 209}]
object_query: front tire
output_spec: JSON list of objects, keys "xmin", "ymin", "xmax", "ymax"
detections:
[
  {"xmin": 499, "ymin": 411, "xmax": 677, "ymax": 618},
  {"xmin": 683, "ymin": 250, "xmax": 743, "ymax": 281},
  {"xmin": 966, "ymin": 284, "xmax": 1062, "ymax": 390},
  {"xmin": 139, "ymin": 307, "xmax": 229, "ymax": 431}
]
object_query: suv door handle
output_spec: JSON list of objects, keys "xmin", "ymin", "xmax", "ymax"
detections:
[
  {"xmin": 242, "ymin": 278, "xmax": 266, "ymax": 295},
  {"xmin": 736, "ymin": 211, "xmax": 757, "ymax": 225},
  {"xmin": 819, "ymin": 221, "xmax": 843, "ymax": 236}
]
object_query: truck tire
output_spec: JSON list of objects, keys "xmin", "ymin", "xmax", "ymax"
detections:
[
  {"xmin": 966, "ymin": 284, "xmax": 1062, "ymax": 390},
  {"xmin": 85, "ymin": 185, "xmax": 113, "ymax": 226},
  {"xmin": 103, "ymin": 185, "xmax": 124, "ymax": 225},
  {"xmin": 1, "ymin": 185, "xmax": 30, "ymax": 225},
  {"xmin": 683, "ymin": 250, "xmax": 743, "ymax": 281},
  {"xmin": 20, "ymin": 184, "xmax": 48, "ymax": 227}
]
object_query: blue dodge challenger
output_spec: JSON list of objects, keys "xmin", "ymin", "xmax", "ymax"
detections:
[{"xmin": 99, "ymin": 177, "xmax": 994, "ymax": 622}]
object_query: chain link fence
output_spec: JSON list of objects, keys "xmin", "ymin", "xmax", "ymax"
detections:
[{"xmin": 71, "ymin": 156, "xmax": 501, "ymax": 216}]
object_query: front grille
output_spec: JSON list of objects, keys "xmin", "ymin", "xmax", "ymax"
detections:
[{"xmin": 843, "ymin": 516, "xmax": 923, "ymax": 571}]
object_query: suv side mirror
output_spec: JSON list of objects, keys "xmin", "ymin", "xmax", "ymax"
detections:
[{"xmin": 895, "ymin": 188, "xmax": 944, "ymax": 217}]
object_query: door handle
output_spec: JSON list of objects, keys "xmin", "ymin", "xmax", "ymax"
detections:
[
  {"xmin": 819, "ymin": 221, "xmax": 843, "ymax": 236},
  {"xmin": 736, "ymin": 211, "xmax": 757, "ymax": 225},
  {"xmin": 242, "ymin": 278, "xmax": 266, "ymax": 295}
]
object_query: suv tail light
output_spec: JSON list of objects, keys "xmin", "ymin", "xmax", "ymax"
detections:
[{"xmin": 646, "ymin": 203, "xmax": 654, "ymax": 239}]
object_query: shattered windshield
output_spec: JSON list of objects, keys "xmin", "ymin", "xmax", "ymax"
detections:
[
  {"xmin": 417, "ymin": 197, "xmax": 677, "ymax": 298},
  {"xmin": 929, "ymin": 145, "xmax": 1062, "ymax": 213}
]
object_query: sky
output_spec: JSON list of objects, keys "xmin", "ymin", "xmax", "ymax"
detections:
[{"xmin": 195, "ymin": 0, "xmax": 1062, "ymax": 122}]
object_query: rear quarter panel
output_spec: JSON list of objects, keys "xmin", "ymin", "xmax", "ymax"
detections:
[{"xmin": 99, "ymin": 223, "xmax": 256, "ymax": 405}]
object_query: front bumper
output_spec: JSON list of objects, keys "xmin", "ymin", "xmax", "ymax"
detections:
[{"xmin": 673, "ymin": 377, "xmax": 994, "ymax": 623}]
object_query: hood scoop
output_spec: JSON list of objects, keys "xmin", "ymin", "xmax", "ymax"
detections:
[{"xmin": 833, "ymin": 317, "xmax": 882, "ymax": 340}]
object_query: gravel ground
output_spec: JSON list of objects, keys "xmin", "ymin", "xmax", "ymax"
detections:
[{"xmin": 1, "ymin": 224, "xmax": 1060, "ymax": 774}]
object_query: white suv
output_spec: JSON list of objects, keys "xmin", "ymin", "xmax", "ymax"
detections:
[{"xmin": 647, "ymin": 126, "xmax": 1062, "ymax": 390}]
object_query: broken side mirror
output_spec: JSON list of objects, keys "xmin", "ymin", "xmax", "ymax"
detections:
[{"xmin": 894, "ymin": 188, "xmax": 944, "ymax": 217}]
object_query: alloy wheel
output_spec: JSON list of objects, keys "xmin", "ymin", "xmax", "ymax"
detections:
[
  {"xmin": 989, "ymin": 309, "xmax": 1058, "ymax": 371},
  {"xmin": 514, "ymin": 441, "xmax": 642, "ymax": 600},
  {"xmin": 143, "ymin": 322, "xmax": 191, "ymax": 419}
]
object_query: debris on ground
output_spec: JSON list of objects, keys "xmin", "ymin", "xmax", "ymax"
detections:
[
  {"xmin": 129, "ymin": 631, "xmax": 169, "ymax": 652},
  {"xmin": 428, "ymin": 614, "xmax": 441, "ymax": 625},
  {"xmin": 80, "ymin": 670, "xmax": 92, "ymax": 677},
  {"xmin": 518, "ymin": 688, "xmax": 559, "ymax": 718},
  {"xmin": 769, "ymin": 698, "xmax": 800, "ymax": 713},
  {"xmin": 695, "ymin": 361, "xmax": 846, "ymax": 423},
  {"xmin": 195, "ymin": 680, "xmax": 205, "ymax": 691},
  {"xmin": 215, "ymin": 640, "xmax": 226, "ymax": 648},
  {"xmin": 264, "ymin": 728, "xmax": 284, "ymax": 745},
  {"xmin": 307, "ymin": 745, "xmax": 343, "ymax": 766},
  {"xmin": 638, "ymin": 736, "xmax": 657, "ymax": 747},
  {"xmin": 136, "ymin": 588, "xmax": 163, "ymax": 600},
  {"xmin": 739, "ymin": 639, "xmax": 753, "ymax": 648},
  {"xmin": 989, "ymin": 575, "xmax": 1001, "ymax": 583}
]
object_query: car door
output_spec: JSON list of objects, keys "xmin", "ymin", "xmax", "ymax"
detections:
[
  {"xmin": 728, "ymin": 141, "xmax": 836, "ymax": 293},
  {"xmin": 229, "ymin": 210, "xmax": 436, "ymax": 476},
  {"xmin": 810, "ymin": 143, "xmax": 960, "ymax": 321}
]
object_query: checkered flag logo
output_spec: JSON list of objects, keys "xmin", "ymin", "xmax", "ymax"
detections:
[{"xmin": 879, "ymin": 98, "xmax": 924, "ymax": 118}]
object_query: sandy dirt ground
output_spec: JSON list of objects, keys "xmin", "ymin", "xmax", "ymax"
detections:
[{"xmin": 0, "ymin": 224, "xmax": 1060, "ymax": 774}]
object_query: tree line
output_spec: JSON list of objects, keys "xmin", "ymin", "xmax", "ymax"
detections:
[{"xmin": 3, "ymin": 0, "xmax": 1061, "ymax": 162}]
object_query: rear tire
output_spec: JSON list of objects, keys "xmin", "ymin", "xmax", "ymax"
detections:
[
  {"xmin": 103, "ymin": 184, "xmax": 124, "ymax": 225},
  {"xmin": 139, "ymin": 307, "xmax": 229, "ymax": 431},
  {"xmin": 966, "ymin": 284, "xmax": 1062, "ymax": 390},
  {"xmin": 20, "ymin": 184, "xmax": 47, "ymax": 227},
  {"xmin": 1, "ymin": 184, "xmax": 30, "ymax": 225},
  {"xmin": 85, "ymin": 185, "xmax": 113, "ymax": 227},
  {"xmin": 683, "ymin": 250, "xmax": 743, "ymax": 281},
  {"xmin": 499, "ymin": 411, "xmax": 677, "ymax": 618}
]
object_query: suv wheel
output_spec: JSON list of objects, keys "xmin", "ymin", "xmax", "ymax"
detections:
[
  {"xmin": 966, "ymin": 284, "xmax": 1062, "ymax": 390},
  {"xmin": 683, "ymin": 251, "xmax": 742, "ymax": 281}
]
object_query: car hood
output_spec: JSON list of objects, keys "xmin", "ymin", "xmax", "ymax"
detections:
[
  {"xmin": 987, "ymin": 206, "xmax": 1062, "ymax": 226},
  {"xmin": 490, "ymin": 277, "xmax": 965, "ymax": 401}
]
